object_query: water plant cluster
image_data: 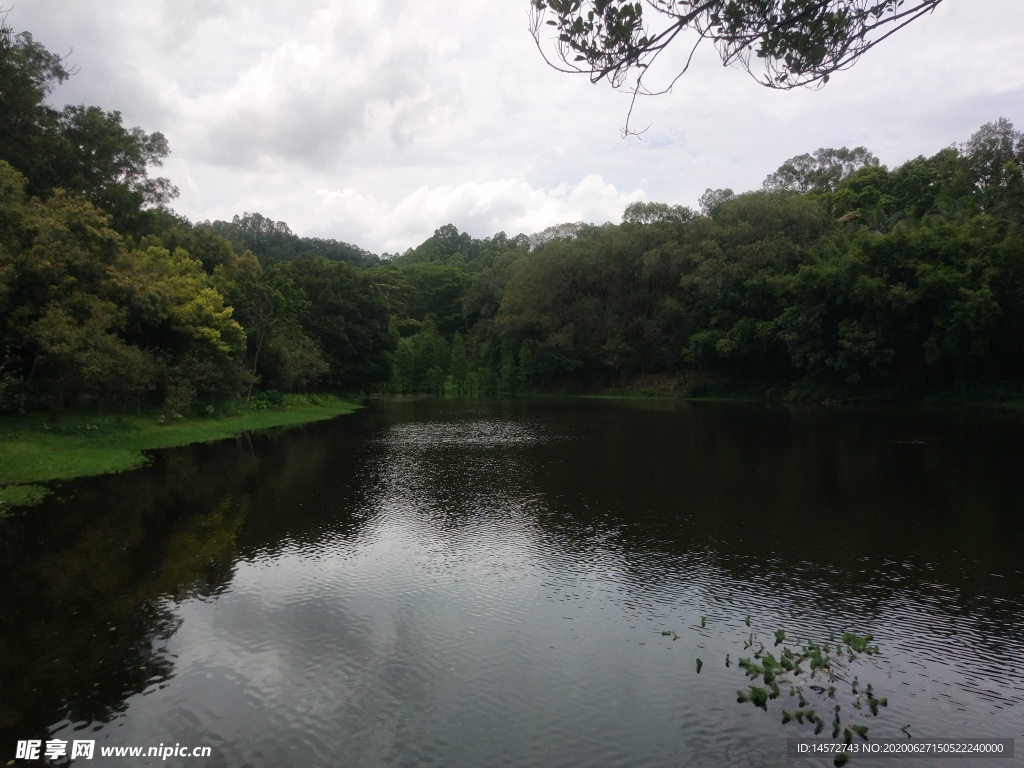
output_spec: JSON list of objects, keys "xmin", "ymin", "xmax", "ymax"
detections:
[
  {"xmin": 734, "ymin": 627, "xmax": 889, "ymax": 767},
  {"xmin": 664, "ymin": 616, "xmax": 894, "ymax": 767}
]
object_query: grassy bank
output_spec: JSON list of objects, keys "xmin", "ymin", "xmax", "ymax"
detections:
[{"xmin": 0, "ymin": 394, "xmax": 359, "ymax": 513}]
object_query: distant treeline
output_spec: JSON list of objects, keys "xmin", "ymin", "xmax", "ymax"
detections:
[
  {"xmin": 204, "ymin": 212, "xmax": 379, "ymax": 268},
  {"xmin": 376, "ymin": 128, "xmax": 1024, "ymax": 398},
  {"xmin": 2, "ymin": 19, "xmax": 1023, "ymax": 418}
]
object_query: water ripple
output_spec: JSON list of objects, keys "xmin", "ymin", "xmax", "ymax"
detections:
[{"xmin": 18, "ymin": 401, "xmax": 1024, "ymax": 768}]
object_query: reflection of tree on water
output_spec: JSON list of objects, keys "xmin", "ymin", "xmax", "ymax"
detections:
[
  {"xmin": 0, "ymin": 414, "xmax": 377, "ymax": 760},
  {"xmin": 0, "ymin": 451, "xmax": 251, "ymax": 759},
  {"xmin": 510, "ymin": 399, "xmax": 1024, "ymax": 731}
]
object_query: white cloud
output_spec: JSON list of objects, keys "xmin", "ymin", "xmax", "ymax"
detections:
[
  {"xmin": 312, "ymin": 175, "xmax": 644, "ymax": 254},
  {"xmin": 8, "ymin": 0, "xmax": 1024, "ymax": 255}
]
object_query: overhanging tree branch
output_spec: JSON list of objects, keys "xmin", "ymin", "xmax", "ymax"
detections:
[{"xmin": 530, "ymin": 1, "xmax": 944, "ymax": 135}]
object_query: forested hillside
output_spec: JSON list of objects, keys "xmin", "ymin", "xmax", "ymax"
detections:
[{"xmin": 2, "ymin": 20, "xmax": 1022, "ymax": 417}]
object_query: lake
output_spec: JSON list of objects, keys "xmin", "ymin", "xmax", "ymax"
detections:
[{"xmin": 1, "ymin": 398, "xmax": 1022, "ymax": 766}]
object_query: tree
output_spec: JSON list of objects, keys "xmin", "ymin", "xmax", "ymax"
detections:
[
  {"xmin": 622, "ymin": 201, "xmax": 695, "ymax": 224},
  {"xmin": 0, "ymin": 163, "xmax": 129, "ymax": 415},
  {"xmin": 527, "ymin": 221, "xmax": 589, "ymax": 250},
  {"xmin": 211, "ymin": 212, "xmax": 296, "ymax": 262},
  {"xmin": 500, "ymin": 347, "xmax": 518, "ymax": 397},
  {"xmin": 960, "ymin": 118, "xmax": 1024, "ymax": 214},
  {"xmin": 411, "ymin": 318, "xmax": 448, "ymax": 396},
  {"xmin": 402, "ymin": 223, "xmax": 475, "ymax": 265},
  {"xmin": 829, "ymin": 146, "xmax": 974, "ymax": 225},
  {"xmin": 369, "ymin": 261, "xmax": 471, "ymax": 338},
  {"xmin": 0, "ymin": 162, "xmax": 243, "ymax": 416},
  {"xmin": 392, "ymin": 336, "xmax": 416, "ymax": 395},
  {"xmin": 214, "ymin": 258, "xmax": 304, "ymax": 403},
  {"xmin": 699, "ymin": 187, "xmax": 735, "ymax": 216},
  {"xmin": 517, "ymin": 338, "xmax": 539, "ymax": 393},
  {"xmin": 0, "ymin": 20, "xmax": 72, "ymax": 198},
  {"xmin": 0, "ymin": 21, "xmax": 178, "ymax": 234},
  {"xmin": 450, "ymin": 332, "xmax": 469, "ymax": 397},
  {"xmin": 530, "ymin": 1, "xmax": 942, "ymax": 133},
  {"xmin": 51, "ymin": 105, "xmax": 178, "ymax": 225},
  {"xmin": 287, "ymin": 258, "xmax": 396, "ymax": 392},
  {"xmin": 763, "ymin": 147, "xmax": 879, "ymax": 194}
]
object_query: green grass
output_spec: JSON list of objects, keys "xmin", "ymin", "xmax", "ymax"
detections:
[{"xmin": 0, "ymin": 395, "xmax": 359, "ymax": 512}]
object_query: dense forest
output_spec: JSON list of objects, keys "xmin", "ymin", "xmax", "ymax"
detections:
[
  {"xmin": 2, "ymin": 21, "xmax": 1023, "ymax": 418},
  {"xmin": 375, "ymin": 133, "xmax": 1024, "ymax": 399}
]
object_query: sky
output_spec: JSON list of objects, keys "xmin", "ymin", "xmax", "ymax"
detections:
[{"xmin": 11, "ymin": 1, "xmax": 1024, "ymax": 255}]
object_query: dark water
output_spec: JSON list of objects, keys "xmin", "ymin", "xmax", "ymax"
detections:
[{"xmin": 1, "ymin": 399, "xmax": 1022, "ymax": 767}]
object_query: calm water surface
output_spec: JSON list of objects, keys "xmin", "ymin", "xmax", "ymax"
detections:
[{"xmin": 1, "ymin": 399, "xmax": 1022, "ymax": 766}]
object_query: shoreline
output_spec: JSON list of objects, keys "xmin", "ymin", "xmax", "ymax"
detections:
[{"xmin": 0, "ymin": 396, "xmax": 360, "ymax": 513}]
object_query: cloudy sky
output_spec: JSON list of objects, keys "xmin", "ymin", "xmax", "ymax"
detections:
[{"xmin": 12, "ymin": 1, "xmax": 1024, "ymax": 254}]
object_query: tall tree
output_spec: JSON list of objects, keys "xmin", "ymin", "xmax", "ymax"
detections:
[
  {"xmin": 214, "ymin": 258, "xmax": 305, "ymax": 402},
  {"xmin": 50, "ymin": 105, "xmax": 178, "ymax": 230},
  {"xmin": 622, "ymin": 201, "xmax": 695, "ymax": 225},
  {"xmin": 960, "ymin": 118, "xmax": 1024, "ymax": 214},
  {"xmin": 450, "ymin": 332, "xmax": 469, "ymax": 397},
  {"xmin": 0, "ymin": 21, "xmax": 71, "ymax": 197},
  {"xmin": 0, "ymin": 21, "xmax": 177, "ymax": 234},
  {"xmin": 763, "ymin": 147, "xmax": 879, "ymax": 194}
]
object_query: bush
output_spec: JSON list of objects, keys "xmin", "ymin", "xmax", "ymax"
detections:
[{"xmin": 248, "ymin": 390, "xmax": 286, "ymax": 410}]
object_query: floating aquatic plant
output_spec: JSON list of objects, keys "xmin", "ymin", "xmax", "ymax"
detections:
[
  {"xmin": 658, "ymin": 618, "xmax": 891, "ymax": 767},
  {"xmin": 736, "ymin": 685, "xmax": 770, "ymax": 710},
  {"xmin": 730, "ymin": 623, "xmax": 892, "ymax": 767}
]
